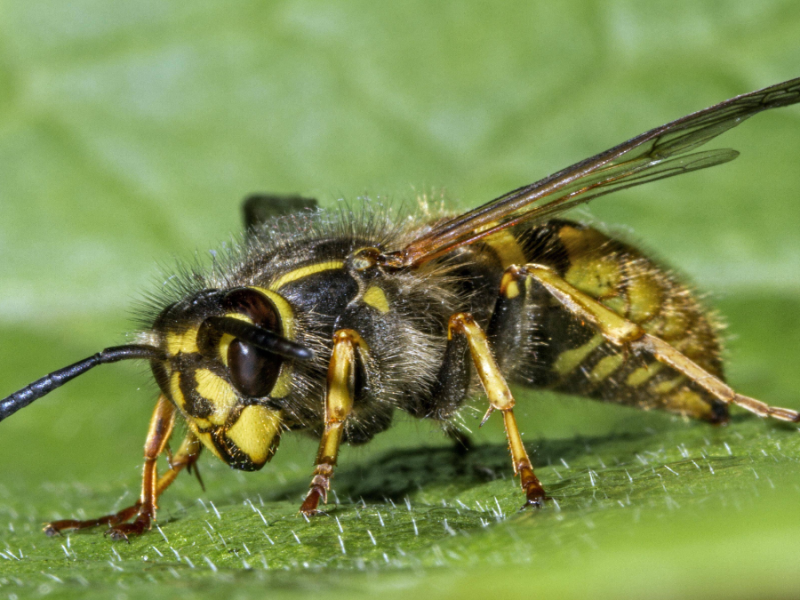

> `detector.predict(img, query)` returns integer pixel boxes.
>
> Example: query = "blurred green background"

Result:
[1,2,799,599]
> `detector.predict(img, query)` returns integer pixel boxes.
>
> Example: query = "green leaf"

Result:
[1,2,799,599]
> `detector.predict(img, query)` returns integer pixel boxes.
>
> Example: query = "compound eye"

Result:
[223,288,280,332]
[222,288,285,398]
[227,338,281,398]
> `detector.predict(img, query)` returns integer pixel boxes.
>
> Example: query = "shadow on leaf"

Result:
[266,429,659,503]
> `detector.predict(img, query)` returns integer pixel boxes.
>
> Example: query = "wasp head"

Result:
[151,287,313,471]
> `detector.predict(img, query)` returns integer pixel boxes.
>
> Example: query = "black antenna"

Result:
[0,345,163,423]
[204,316,314,361]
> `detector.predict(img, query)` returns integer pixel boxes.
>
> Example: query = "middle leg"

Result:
[299,329,364,515]
[449,312,546,508]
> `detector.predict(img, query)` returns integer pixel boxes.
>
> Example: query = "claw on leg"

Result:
[44,503,143,537]
[300,466,333,515]
[107,514,152,542]
[45,502,155,542]
[518,463,546,508]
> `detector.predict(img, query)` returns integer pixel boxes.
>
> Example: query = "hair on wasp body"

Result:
[2,78,800,540]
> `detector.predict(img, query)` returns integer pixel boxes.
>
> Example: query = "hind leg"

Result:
[518,264,799,423]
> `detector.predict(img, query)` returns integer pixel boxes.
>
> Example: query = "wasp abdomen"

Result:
[503,220,728,422]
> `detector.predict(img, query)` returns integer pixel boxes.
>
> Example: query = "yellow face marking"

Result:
[172,371,211,428]
[185,422,224,461]
[224,405,282,466]
[171,371,220,459]
[269,261,344,291]
[169,372,187,412]
[589,354,625,383]
[195,368,238,426]
[553,334,604,376]
[217,333,235,367]
[270,366,293,398]
[222,313,252,325]
[166,328,200,356]
[362,285,390,313]
[626,362,664,387]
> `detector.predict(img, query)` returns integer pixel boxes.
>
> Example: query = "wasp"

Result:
[2,78,799,540]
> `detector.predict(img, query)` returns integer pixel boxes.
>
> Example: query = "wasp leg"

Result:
[105,419,204,540]
[45,431,201,539]
[109,430,202,539]
[43,504,142,536]
[155,432,203,495]
[449,313,546,508]
[44,395,186,540]
[522,264,800,423]
[299,330,361,515]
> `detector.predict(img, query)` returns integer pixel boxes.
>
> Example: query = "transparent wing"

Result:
[386,77,800,268]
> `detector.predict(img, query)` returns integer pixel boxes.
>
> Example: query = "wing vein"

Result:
[387,77,800,268]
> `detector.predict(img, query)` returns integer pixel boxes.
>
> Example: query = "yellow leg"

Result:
[300,329,362,515]
[525,264,800,423]
[449,313,545,507]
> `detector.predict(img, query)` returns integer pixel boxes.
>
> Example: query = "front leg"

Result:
[449,313,546,508]
[45,395,176,539]
[299,329,363,515]
[44,397,202,540]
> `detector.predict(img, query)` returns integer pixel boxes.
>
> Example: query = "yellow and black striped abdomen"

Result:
[513,220,727,422]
